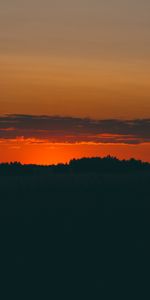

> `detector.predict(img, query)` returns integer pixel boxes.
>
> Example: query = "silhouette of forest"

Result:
[0,156,150,175]
[0,156,150,298]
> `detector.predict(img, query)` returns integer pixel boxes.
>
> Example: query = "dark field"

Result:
[0,161,150,299]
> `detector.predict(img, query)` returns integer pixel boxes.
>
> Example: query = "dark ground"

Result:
[0,159,150,299]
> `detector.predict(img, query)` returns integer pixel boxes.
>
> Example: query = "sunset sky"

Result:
[0,0,150,164]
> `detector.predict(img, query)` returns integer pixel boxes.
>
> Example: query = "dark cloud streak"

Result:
[0,114,149,144]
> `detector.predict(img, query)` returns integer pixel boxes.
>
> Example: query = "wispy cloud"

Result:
[0,114,149,144]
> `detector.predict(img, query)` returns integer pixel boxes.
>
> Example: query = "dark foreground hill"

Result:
[0,157,150,299]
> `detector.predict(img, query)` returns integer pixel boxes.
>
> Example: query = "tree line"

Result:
[0,156,149,175]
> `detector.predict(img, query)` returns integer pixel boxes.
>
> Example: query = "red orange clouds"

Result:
[0,115,149,164]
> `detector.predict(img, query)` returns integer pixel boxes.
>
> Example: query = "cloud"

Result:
[0,114,149,144]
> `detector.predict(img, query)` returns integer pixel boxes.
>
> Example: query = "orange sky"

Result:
[0,1,150,164]
[0,139,150,165]
[1,55,150,119]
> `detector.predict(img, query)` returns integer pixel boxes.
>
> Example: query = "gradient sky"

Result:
[0,1,150,163]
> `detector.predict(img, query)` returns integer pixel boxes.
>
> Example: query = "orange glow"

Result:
[0,139,150,165]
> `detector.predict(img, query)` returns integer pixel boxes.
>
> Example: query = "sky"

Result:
[0,0,150,164]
